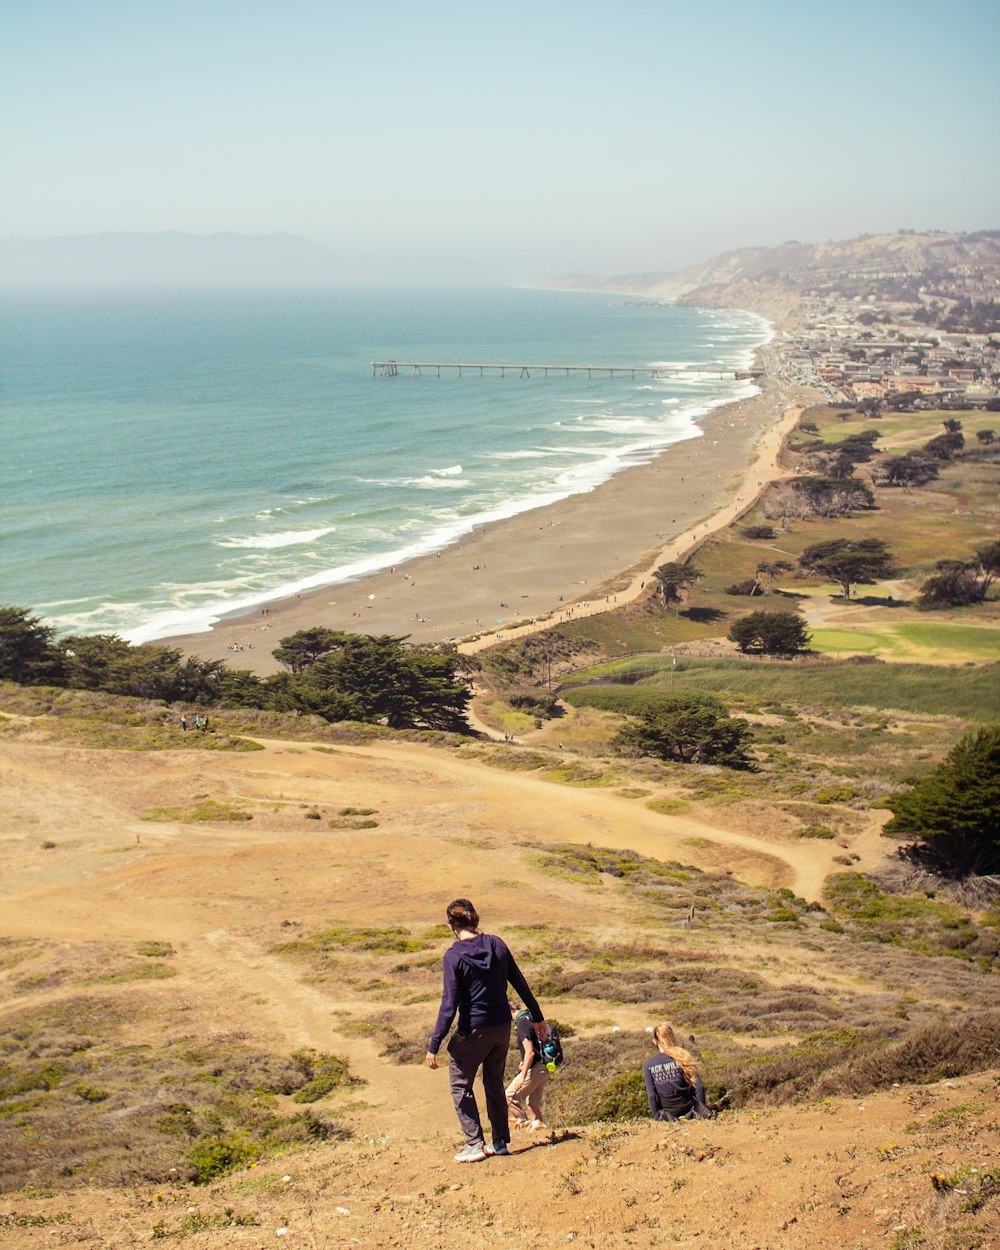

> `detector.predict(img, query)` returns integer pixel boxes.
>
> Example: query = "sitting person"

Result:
[642,1023,715,1121]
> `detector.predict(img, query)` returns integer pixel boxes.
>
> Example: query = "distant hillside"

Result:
[547,230,1000,324]
[0,230,343,287]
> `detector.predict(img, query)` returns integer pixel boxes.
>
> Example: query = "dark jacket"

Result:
[642,1052,711,1121]
[427,933,542,1054]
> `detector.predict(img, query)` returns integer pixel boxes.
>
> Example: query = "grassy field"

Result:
[809,621,1000,662]
[563,655,999,722]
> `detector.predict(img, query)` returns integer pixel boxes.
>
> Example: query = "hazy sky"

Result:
[3,0,998,280]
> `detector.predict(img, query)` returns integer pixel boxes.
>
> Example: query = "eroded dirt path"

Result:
[178,929,454,1138]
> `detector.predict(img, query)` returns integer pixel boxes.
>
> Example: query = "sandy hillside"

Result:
[1,727,997,1250]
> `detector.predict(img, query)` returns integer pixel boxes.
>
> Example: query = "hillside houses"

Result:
[787,293,1000,406]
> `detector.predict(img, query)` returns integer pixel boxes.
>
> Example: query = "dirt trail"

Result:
[250,736,858,902]
[179,929,454,1138]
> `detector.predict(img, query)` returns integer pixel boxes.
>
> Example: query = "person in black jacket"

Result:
[642,1023,715,1121]
[426,898,548,1162]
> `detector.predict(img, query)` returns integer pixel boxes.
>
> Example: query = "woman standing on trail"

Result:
[426,898,549,1163]
[642,1023,716,1122]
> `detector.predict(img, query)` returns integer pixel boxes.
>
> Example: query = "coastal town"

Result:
[786,263,1000,407]
[677,231,1000,409]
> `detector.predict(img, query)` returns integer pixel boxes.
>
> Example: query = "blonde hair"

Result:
[653,1024,699,1085]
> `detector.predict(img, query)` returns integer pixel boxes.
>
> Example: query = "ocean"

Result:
[0,286,769,643]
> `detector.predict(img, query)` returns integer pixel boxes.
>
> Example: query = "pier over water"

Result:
[371,360,763,380]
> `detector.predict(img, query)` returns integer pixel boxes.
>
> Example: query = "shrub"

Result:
[798,824,836,839]
[290,1052,356,1103]
[579,1070,648,1122]
[187,1132,261,1184]
[508,688,560,718]
[72,1084,109,1102]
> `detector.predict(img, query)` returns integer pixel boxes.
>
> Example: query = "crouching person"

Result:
[643,1023,716,1121]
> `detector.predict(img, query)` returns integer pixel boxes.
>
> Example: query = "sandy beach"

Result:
[171,344,806,674]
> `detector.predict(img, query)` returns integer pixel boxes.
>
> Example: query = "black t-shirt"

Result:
[515,1012,541,1063]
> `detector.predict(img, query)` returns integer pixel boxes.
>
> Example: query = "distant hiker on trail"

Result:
[426,898,549,1163]
[180,716,188,732]
[506,999,549,1133]
[642,1023,716,1122]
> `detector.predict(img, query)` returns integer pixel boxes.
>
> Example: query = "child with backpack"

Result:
[506,1001,562,1131]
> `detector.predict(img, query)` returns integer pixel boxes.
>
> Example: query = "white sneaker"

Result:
[454,1142,487,1163]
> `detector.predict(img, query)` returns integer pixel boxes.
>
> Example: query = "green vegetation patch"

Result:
[564,655,999,722]
[85,961,177,984]
[930,1163,1000,1215]
[152,1207,260,1238]
[532,842,694,887]
[797,824,836,839]
[141,799,253,823]
[810,622,1000,663]
[543,762,615,787]
[825,873,996,963]
[0,1002,353,1192]
[274,922,430,962]
[562,685,725,719]
[288,1049,360,1103]
[645,798,690,815]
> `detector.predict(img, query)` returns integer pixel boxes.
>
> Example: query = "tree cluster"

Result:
[804,429,882,480]
[764,475,874,523]
[0,608,471,732]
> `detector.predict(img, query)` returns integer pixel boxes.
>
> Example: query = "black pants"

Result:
[447,1023,511,1146]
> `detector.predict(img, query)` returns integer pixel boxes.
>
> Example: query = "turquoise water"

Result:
[0,286,769,642]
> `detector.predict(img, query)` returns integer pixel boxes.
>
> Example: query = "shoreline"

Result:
[172,336,811,675]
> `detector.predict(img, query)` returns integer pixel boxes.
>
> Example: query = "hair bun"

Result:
[447,898,479,930]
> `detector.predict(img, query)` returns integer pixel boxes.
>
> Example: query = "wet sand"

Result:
[170,348,805,676]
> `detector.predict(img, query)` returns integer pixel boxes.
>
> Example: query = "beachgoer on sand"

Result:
[642,1023,716,1122]
[426,898,548,1163]
[506,1000,550,1132]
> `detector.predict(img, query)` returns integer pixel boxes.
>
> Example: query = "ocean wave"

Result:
[217,526,338,550]
[403,475,472,489]
[432,464,464,476]
[481,448,559,460]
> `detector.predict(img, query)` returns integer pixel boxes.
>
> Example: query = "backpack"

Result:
[539,1024,564,1070]
[516,1011,564,1070]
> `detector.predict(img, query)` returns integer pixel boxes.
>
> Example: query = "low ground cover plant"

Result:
[0,998,354,1192]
